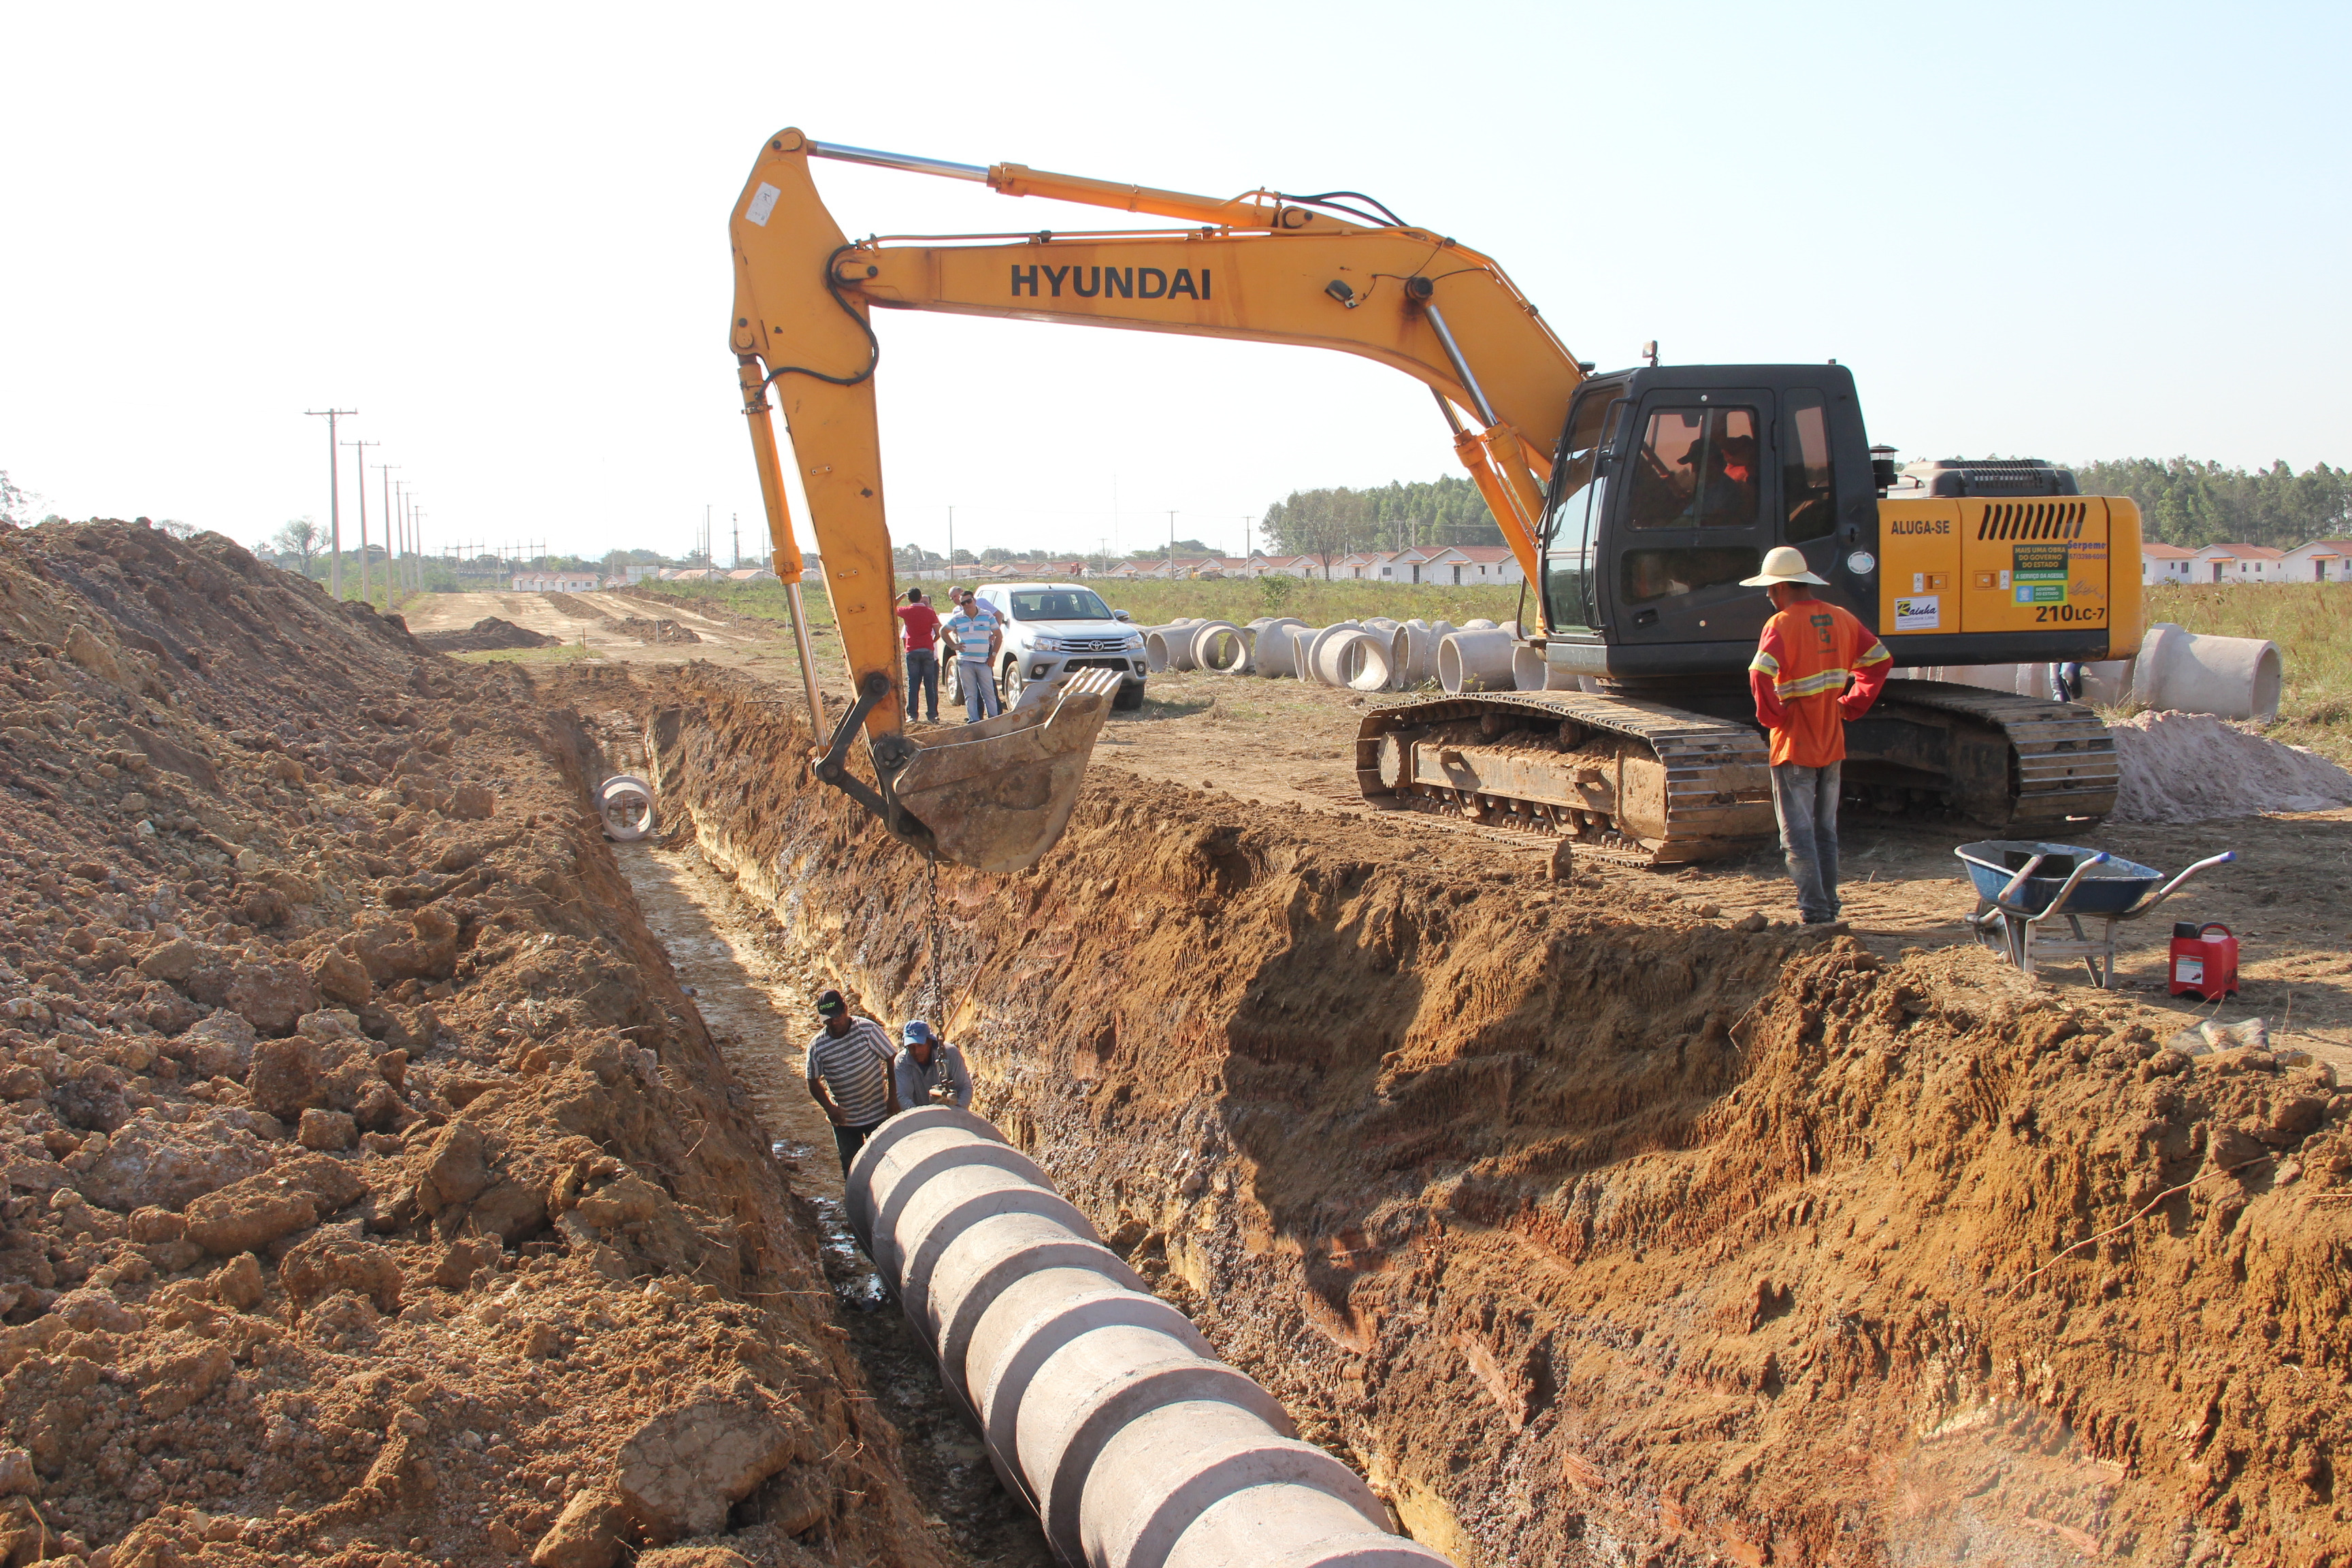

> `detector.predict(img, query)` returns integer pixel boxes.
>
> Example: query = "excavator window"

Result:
[1540,391,1622,633]
[1626,408,1761,531]
[1782,391,1835,543]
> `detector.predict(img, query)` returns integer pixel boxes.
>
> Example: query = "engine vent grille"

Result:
[1977,501,2089,542]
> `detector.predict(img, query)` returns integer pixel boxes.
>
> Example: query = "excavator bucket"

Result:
[885,667,1124,874]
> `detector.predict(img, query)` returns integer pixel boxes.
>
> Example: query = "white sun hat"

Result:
[1740,546,1829,587]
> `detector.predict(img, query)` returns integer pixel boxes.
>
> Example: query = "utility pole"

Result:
[1167,510,1177,578]
[947,506,955,582]
[702,504,710,566]
[305,408,356,595]
[379,464,402,596]
[344,439,378,604]
[732,513,740,570]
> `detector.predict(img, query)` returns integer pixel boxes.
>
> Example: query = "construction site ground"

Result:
[8,547,2347,1568]
[468,589,2352,1079]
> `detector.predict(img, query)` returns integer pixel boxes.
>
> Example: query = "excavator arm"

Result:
[728,127,1588,870]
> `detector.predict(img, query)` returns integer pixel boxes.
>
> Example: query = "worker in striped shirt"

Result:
[1744,548,1891,926]
[805,988,901,1175]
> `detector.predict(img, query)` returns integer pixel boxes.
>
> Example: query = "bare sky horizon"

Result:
[3,1,2343,566]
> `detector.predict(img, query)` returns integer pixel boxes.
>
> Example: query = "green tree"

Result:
[1260,473,1499,559]
[2075,457,2351,549]
[0,470,38,527]
[272,517,323,574]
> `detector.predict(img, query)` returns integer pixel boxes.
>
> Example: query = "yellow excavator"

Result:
[730,129,2140,871]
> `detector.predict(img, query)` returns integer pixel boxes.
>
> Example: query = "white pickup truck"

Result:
[953,582,1149,712]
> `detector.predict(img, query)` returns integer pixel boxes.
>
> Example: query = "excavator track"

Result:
[1355,691,1775,866]
[1355,679,2117,868]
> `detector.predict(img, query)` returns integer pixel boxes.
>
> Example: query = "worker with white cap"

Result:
[1742,547,1891,925]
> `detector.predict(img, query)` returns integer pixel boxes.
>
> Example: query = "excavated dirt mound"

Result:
[0,523,951,1567]
[412,619,557,654]
[2110,709,2352,823]
[627,662,2352,1568]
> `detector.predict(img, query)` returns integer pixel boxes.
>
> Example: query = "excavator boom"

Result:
[727,127,1582,870]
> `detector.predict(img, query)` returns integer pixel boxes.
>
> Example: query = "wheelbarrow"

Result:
[1955,839,2236,987]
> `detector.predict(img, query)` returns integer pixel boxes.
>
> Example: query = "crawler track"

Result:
[1356,680,2117,868]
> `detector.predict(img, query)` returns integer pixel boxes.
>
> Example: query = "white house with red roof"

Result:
[2189,542,2286,584]
[2141,541,2195,585]
[2281,540,2352,583]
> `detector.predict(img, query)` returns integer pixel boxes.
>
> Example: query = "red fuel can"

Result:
[2169,921,2239,1001]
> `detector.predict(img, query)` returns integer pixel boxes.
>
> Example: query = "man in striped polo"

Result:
[805,988,900,1175]
[1744,547,1891,926]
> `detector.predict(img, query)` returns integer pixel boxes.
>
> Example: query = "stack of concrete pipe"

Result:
[848,1109,1448,1568]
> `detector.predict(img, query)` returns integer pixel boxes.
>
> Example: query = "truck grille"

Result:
[1056,638,1132,654]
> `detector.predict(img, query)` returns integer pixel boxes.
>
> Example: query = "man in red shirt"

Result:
[894,589,942,723]
[1744,547,1891,925]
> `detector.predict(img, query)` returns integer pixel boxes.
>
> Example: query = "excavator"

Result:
[730,128,2140,871]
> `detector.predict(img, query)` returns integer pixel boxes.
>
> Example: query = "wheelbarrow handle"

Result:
[1992,853,2048,907]
[2021,851,2110,925]
[2124,850,2236,919]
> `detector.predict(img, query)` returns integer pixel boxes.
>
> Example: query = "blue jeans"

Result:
[1770,761,1841,924]
[905,649,938,721]
[959,658,1000,722]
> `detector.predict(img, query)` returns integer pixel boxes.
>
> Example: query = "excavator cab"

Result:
[1539,364,1880,679]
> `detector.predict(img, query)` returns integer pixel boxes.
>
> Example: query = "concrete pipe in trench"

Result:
[1189,621,1252,674]
[596,773,657,841]
[848,1109,1448,1568]
[1439,627,1518,693]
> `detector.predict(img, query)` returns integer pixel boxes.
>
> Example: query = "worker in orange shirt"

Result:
[1744,547,1892,925]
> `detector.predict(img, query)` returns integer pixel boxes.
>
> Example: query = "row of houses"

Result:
[508,566,785,592]
[2143,540,2352,585]
[1092,544,1523,585]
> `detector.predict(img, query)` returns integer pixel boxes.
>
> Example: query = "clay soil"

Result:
[0,524,973,1568]
[600,656,2352,1568]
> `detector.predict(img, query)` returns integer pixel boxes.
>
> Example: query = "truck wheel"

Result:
[997,658,1025,710]
[1113,681,1145,712]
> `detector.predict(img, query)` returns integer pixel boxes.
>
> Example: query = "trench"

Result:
[610,832,1058,1567]
[568,664,2352,1568]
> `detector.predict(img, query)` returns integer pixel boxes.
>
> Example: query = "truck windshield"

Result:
[1007,589,1114,621]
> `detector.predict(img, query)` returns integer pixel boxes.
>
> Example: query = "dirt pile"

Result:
[611,619,700,647]
[0,523,949,1567]
[412,619,557,654]
[2110,708,2352,823]
[638,662,2352,1568]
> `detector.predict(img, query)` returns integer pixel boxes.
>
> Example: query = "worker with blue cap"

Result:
[894,1019,973,1113]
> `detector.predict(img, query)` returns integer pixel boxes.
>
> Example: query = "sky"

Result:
[3,1,2345,566]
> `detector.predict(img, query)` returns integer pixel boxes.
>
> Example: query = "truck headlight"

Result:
[1031,635,1061,652]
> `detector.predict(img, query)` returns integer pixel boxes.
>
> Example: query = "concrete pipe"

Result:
[1190,621,1251,675]
[597,773,656,841]
[1143,623,1201,674]
[1247,619,1310,679]
[1298,623,1362,685]
[1311,630,1394,693]
[1461,617,1498,630]
[1439,628,1518,693]
[847,1109,1447,1568]
[2129,622,2283,721]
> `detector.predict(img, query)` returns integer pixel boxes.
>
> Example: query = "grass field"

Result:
[617,574,1524,635]
[2145,582,2352,758]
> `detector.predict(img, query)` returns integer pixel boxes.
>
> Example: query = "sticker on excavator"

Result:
[746,182,781,227]
[2012,543,2069,606]
[1893,595,1941,632]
